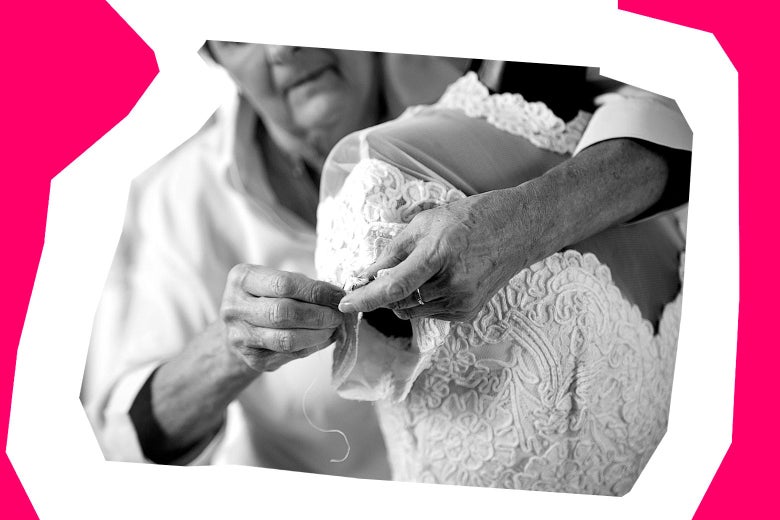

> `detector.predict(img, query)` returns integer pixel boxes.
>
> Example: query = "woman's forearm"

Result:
[338,139,681,320]
[511,137,672,262]
[131,321,257,463]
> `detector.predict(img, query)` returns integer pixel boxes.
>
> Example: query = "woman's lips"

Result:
[282,65,337,94]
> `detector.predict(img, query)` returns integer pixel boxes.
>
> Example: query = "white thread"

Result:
[302,377,351,463]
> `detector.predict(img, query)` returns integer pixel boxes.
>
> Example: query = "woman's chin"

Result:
[292,96,350,135]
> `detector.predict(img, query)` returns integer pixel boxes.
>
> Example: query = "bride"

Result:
[316,58,690,495]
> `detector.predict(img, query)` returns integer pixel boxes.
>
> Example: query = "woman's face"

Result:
[209,43,380,154]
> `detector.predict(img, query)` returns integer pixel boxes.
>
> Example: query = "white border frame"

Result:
[8,1,737,518]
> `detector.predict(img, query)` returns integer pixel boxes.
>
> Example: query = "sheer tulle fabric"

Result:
[315,73,684,494]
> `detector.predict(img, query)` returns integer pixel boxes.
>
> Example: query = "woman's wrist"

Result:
[130,366,226,465]
[145,322,258,459]
[496,182,562,275]
[513,139,671,260]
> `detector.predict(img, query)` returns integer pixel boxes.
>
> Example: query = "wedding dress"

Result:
[316,73,685,495]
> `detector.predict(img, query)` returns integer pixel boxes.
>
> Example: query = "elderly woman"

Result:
[85,44,689,481]
[88,45,390,475]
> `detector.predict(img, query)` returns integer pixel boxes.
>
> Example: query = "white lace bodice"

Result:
[376,247,681,495]
[404,71,591,155]
[315,72,683,495]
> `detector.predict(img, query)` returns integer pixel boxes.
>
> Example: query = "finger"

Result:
[392,299,449,320]
[388,283,448,311]
[340,246,441,313]
[228,297,344,330]
[234,265,345,307]
[394,306,476,322]
[355,232,414,280]
[245,326,338,353]
[291,339,334,360]
[236,336,335,373]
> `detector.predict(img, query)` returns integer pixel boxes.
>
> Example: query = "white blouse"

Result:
[84,95,389,478]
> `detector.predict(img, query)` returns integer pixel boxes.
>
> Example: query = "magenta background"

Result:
[2,0,774,517]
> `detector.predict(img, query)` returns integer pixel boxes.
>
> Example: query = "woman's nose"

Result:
[266,46,302,65]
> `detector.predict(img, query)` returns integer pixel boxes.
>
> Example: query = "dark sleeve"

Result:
[129,368,223,465]
[628,139,691,221]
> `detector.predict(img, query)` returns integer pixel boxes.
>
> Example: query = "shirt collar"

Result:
[219,94,316,238]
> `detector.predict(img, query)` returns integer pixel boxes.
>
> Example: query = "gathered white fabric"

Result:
[319,161,462,401]
[315,72,684,494]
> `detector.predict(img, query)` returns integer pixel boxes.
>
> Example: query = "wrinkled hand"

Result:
[220,265,345,372]
[339,189,539,322]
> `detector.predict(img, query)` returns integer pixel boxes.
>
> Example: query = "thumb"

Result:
[339,245,435,313]
[356,232,413,280]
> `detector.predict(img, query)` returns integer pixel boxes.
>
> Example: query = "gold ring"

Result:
[415,288,425,306]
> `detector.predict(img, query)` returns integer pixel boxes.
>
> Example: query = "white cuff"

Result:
[95,362,226,465]
[574,94,693,155]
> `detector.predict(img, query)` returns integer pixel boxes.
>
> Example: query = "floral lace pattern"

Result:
[403,72,591,155]
[317,160,464,400]
[317,158,465,291]
[316,72,682,494]
[318,161,683,494]
[377,249,681,495]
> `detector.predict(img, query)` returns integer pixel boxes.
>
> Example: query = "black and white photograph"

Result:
[79,43,692,496]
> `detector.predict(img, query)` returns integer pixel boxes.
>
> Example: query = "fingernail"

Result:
[339,302,357,313]
[331,292,346,307]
